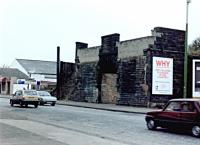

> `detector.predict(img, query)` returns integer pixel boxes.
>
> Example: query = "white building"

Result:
[10,59,57,90]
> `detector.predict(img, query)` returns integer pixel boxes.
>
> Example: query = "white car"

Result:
[10,90,39,108]
[37,91,57,106]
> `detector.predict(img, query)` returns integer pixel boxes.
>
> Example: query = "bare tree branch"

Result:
[189,36,200,55]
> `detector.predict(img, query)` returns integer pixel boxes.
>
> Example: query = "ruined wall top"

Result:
[76,27,185,63]
[77,46,100,63]
[118,36,156,59]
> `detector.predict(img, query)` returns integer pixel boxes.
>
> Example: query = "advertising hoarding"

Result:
[192,59,200,98]
[152,57,173,95]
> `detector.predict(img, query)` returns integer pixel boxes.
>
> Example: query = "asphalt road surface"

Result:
[0,98,199,145]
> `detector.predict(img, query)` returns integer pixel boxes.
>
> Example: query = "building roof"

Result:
[0,68,30,80]
[16,59,56,74]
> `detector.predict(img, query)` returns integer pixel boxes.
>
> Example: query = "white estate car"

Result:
[37,91,57,106]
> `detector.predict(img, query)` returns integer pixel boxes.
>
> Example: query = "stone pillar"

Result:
[74,42,89,102]
[75,42,88,63]
[101,74,117,104]
[99,33,120,73]
[10,77,17,94]
[97,33,120,103]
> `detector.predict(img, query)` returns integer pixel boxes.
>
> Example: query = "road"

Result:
[0,98,199,145]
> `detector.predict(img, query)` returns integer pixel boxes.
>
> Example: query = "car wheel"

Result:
[39,102,44,105]
[10,100,14,107]
[192,125,200,137]
[34,104,38,108]
[147,119,157,130]
[51,102,55,106]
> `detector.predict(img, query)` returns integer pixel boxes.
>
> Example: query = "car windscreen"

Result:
[24,90,38,96]
[38,91,51,96]
[164,101,182,111]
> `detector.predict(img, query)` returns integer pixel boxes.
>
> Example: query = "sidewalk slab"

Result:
[0,94,11,98]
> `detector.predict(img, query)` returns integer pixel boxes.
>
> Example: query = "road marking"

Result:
[0,119,129,145]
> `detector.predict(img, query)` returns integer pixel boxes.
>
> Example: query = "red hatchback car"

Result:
[145,99,200,137]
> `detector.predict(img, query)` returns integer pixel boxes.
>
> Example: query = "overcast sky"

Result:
[0,0,199,66]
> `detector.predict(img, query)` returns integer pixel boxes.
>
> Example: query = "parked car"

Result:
[10,90,39,108]
[37,91,57,106]
[145,98,200,137]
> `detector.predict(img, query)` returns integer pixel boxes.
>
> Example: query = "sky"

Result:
[0,0,199,67]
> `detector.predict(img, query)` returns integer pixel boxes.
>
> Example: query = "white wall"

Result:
[44,74,56,82]
[31,74,56,83]
[13,84,28,94]
[31,74,44,81]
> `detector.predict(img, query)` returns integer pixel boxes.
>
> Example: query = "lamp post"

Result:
[183,0,191,98]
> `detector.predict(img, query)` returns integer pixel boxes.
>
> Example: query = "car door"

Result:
[11,92,17,103]
[15,91,23,102]
[156,101,182,128]
[179,101,199,130]
[13,91,20,103]
[17,90,23,100]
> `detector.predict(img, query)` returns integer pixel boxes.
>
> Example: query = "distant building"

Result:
[10,59,57,90]
[0,68,31,95]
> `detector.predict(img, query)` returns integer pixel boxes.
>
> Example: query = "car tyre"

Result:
[40,102,44,105]
[192,125,200,137]
[20,101,24,107]
[51,102,55,106]
[147,119,157,130]
[10,100,14,107]
[34,104,38,108]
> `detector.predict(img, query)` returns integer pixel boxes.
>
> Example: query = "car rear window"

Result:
[180,101,196,112]
[38,91,51,96]
[24,90,37,96]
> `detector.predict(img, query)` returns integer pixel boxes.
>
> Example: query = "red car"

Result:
[145,99,200,137]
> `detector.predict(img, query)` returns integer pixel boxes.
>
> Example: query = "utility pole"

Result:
[56,46,60,99]
[183,0,191,98]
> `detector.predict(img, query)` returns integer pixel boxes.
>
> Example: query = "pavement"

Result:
[0,94,157,114]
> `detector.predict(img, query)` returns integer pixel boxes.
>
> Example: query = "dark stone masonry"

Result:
[59,27,185,107]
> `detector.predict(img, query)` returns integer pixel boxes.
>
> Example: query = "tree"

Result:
[1,64,10,68]
[189,37,200,56]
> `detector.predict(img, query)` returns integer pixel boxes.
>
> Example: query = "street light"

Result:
[183,0,191,98]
